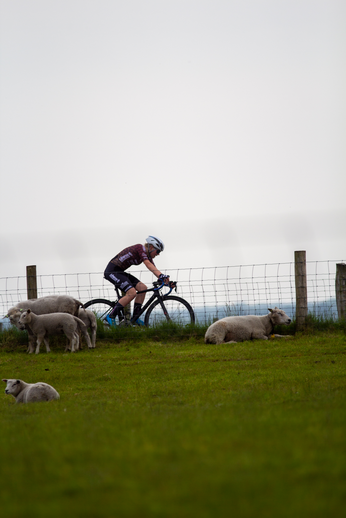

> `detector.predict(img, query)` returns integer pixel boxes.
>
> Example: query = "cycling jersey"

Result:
[109,244,155,271]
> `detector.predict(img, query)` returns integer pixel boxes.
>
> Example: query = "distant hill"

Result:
[0,298,339,330]
[193,298,338,323]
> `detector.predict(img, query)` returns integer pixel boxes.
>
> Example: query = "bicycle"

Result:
[84,280,195,327]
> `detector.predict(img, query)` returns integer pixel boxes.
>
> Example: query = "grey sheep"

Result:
[5,295,84,353]
[205,307,292,344]
[77,308,97,348]
[18,309,92,353]
[3,379,60,403]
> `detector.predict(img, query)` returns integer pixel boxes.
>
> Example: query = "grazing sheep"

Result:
[77,308,97,348]
[5,295,84,353]
[6,295,83,320]
[18,309,92,354]
[3,379,60,403]
[205,307,292,344]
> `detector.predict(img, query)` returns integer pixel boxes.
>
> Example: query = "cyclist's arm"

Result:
[143,259,170,283]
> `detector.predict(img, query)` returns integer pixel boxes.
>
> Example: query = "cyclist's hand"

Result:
[158,274,170,285]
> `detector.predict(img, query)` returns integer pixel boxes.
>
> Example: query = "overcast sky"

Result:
[1,0,345,279]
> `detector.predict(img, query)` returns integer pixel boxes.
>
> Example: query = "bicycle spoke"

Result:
[145,296,194,327]
[83,299,115,326]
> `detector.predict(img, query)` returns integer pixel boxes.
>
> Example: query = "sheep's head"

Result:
[268,307,291,326]
[18,309,31,329]
[2,379,22,397]
[5,308,23,328]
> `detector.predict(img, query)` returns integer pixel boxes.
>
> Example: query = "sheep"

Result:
[5,295,84,353]
[2,378,60,403]
[18,309,92,354]
[6,295,83,320]
[204,307,292,344]
[77,308,97,348]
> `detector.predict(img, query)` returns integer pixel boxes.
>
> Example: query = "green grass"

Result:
[0,328,345,518]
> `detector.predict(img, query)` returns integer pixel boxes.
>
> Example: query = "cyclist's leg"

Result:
[110,287,137,319]
[118,287,137,307]
[115,275,147,321]
[134,281,147,304]
[132,281,148,323]
[104,268,136,319]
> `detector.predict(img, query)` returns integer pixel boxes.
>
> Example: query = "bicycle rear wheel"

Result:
[144,295,195,327]
[84,299,115,326]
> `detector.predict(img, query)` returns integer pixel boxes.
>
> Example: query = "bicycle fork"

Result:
[157,296,170,321]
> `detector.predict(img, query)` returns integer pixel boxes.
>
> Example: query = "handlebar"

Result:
[153,280,177,293]
[136,280,177,295]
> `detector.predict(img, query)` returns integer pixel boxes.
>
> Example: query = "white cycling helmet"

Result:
[146,235,165,252]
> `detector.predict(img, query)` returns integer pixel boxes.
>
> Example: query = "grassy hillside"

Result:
[0,329,345,518]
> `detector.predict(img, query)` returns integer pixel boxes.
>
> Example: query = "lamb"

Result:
[18,309,92,354]
[5,295,84,353]
[204,307,292,344]
[3,378,60,403]
[77,308,97,348]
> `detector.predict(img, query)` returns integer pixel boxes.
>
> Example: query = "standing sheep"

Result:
[78,308,97,348]
[5,295,84,353]
[18,309,92,353]
[3,379,60,403]
[205,307,292,344]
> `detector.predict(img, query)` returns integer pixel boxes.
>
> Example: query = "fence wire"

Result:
[0,260,343,325]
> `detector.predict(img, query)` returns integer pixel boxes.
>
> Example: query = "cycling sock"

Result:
[132,303,142,321]
[109,302,124,319]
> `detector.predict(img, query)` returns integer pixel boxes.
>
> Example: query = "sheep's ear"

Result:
[268,308,273,313]
[2,379,7,383]
[16,380,20,384]
[27,309,31,314]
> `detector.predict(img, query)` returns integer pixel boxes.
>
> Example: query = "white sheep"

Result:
[5,295,84,353]
[18,309,92,354]
[2,378,60,403]
[77,308,97,348]
[6,295,83,320]
[204,307,292,344]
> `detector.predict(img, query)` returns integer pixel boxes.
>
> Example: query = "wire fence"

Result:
[0,259,343,326]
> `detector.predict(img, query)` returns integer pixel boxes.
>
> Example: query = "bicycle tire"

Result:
[84,299,115,325]
[144,295,195,327]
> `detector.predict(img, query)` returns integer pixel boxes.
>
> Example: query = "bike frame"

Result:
[116,280,175,324]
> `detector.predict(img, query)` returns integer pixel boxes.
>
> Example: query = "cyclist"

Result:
[104,236,170,323]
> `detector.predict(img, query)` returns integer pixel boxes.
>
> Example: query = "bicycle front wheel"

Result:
[144,295,195,327]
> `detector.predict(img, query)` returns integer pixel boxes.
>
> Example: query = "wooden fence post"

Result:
[336,263,346,320]
[26,265,38,300]
[294,251,308,331]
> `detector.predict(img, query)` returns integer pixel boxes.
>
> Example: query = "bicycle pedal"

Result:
[118,319,130,327]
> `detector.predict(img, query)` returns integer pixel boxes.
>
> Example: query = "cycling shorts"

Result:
[104,263,140,293]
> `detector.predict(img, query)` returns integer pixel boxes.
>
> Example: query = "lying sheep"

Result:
[3,378,60,403]
[18,309,92,354]
[5,295,84,353]
[205,307,292,344]
[78,308,97,348]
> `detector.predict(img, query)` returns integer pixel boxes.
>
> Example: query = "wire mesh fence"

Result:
[0,259,343,327]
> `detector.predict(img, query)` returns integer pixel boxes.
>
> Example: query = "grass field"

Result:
[0,327,345,518]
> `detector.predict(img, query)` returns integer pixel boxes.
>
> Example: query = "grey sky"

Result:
[1,0,345,277]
